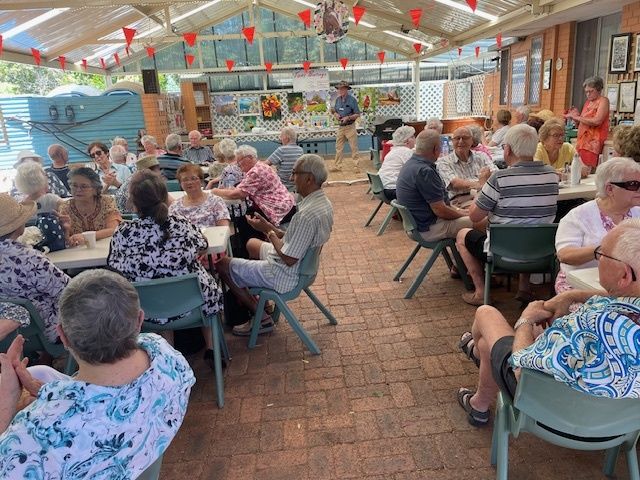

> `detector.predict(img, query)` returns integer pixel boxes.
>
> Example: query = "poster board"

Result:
[293,69,330,92]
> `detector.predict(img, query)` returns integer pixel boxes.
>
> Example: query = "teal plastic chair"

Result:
[391,200,472,298]
[365,150,382,195]
[364,171,397,236]
[165,179,182,192]
[247,246,337,354]
[484,224,558,305]
[0,297,75,374]
[136,454,163,480]
[491,368,640,480]
[132,274,229,408]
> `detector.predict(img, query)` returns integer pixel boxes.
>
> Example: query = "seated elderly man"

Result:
[396,129,472,243]
[11,150,69,198]
[216,154,333,335]
[45,144,71,191]
[184,129,215,165]
[456,219,640,427]
[437,126,498,207]
[456,124,559,306]
[157,133,190,180]
[0,269,195,477]
[378,125,415,200]
[266,126,303,190]
[109,144,130,168]
[112,136,138,166]
[513,105,531,124]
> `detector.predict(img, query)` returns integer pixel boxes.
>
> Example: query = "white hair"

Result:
[426,117,443,134]
[503,124,538,158]
[234,144,258,159]
[140,135,157,147]
[15,161,48,195]
[295,154,327,186]
[165,133,182,152]
[467,125,484,147]
[188,130,202,139]
[218,138,237,159]
[112,137,128,147]
[415,129,441,156]
[595,157,640,199]
[280,127,297,143]
[391,125,415,146]
[611,218,640,275]
[109,144,127,163]
[516,105,531,118]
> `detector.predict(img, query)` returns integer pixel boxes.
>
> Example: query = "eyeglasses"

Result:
[501,144,510,151]
[594,245,637,281]
[291,170,311,177]
[549,133,564,139]
[69,183,92,191]
[180,176,201,183]
[452,136,471,142]
[89,150,105,159]
[610,181,640,192]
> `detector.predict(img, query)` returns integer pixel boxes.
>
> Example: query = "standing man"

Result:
[331,80,360,172]
[46,144,71,191]
[184,130,215,165]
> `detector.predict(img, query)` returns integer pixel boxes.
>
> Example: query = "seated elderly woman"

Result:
[14,161,62,214]
[10,150,69,199]
[612,125,640,163]
[112,136,138,166]
[108,170,224,368]
[0,269,194,477]
[555,157,640,295]
[89,141,132,195]
[58,167,122,247]
[468,125,493,160]
[169,163,230,228]
[378,125,415,200]
[487,109,511,147]
[534,119,588,177]
[206,138,240,189]
[138,134,166,159]
[0,194,69,342]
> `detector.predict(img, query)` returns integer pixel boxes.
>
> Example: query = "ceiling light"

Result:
[383,30,432,48]
[433,0,497,21]
[2,8,69,40]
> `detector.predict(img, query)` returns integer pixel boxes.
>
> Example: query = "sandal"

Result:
[462,292,485,307]
[458,331,480,368]
[232,316,274,337]
[457,388,489,426]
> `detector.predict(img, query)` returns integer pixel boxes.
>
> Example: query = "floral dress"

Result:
[107,215,223,322]
[168,193,230,229]
[58,195,121,236]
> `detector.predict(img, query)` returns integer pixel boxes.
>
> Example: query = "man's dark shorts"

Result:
[491,335,518,400]
[464,229,488,263]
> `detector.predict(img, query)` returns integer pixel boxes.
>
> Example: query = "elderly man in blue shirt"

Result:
[331,80,360,173]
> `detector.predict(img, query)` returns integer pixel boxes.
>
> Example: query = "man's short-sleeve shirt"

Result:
[267,144,304,190]
[333,94,360,124]
[436,150,498,199]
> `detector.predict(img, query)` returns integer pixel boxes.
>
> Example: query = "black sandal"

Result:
[457,388,489,426]
[458,331,480,368]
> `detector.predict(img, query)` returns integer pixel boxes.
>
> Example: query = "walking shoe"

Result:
[232,317,274,336]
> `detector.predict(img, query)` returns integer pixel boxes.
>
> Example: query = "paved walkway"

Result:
[161,183,628,480]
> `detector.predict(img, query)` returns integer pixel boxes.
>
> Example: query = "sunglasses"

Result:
[610,181,640,192]
[594,245,637,281]
[89,150,105,159]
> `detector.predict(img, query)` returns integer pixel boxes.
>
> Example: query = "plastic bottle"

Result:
[441,137,450,156]
[570,152,581,186]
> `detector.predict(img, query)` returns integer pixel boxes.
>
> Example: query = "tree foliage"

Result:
[0,61,106,95]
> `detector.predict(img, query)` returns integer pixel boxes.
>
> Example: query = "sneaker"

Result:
[232,317,274,336]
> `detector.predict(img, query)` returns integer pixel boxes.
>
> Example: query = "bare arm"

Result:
[210,187,249,200]
[468,202,489,223]
[556,245,597,266]
[430,200,467,220]
[266,231,297,266]
[573,97,610,127]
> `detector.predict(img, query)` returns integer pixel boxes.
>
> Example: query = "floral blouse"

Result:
[218,163,244,188]
[0,302,30,327]
[0,239,69,341]
[58,195,121,236]
[0,334,195,479]
[107,215,223,321]
[169,192,230,229]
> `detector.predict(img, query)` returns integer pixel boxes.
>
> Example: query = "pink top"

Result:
[237,161,295,225]
[472,144,493,160]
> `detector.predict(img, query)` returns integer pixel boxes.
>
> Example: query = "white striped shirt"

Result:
[436,150,498,199]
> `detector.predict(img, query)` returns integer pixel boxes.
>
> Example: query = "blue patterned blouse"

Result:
[511,295,640,398]
[0,334,195,479]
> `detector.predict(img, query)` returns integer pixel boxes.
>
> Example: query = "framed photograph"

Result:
[635,34,640,71]
[213,95,236,116]
[618,81,637,113]
[542,59,552,90]
[609,33,632,74]
[237,96,260,116]
[606,84,619,110]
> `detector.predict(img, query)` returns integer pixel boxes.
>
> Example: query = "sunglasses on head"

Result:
[90,150,105,159]
[610,181,640,192]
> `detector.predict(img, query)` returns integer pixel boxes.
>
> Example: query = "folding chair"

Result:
[364,171,397,236]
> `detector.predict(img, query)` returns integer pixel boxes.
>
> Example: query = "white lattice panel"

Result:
[443,75,486,118]
[420,81,445,119]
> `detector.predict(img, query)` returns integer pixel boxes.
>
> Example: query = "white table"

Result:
[566,267,602,291]
[47,226,231,270]
[558,175,597,201]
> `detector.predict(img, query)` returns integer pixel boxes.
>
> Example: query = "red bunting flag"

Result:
[264,62,273,72]
[114,52,120,66]
[183,32,197,47]
[122,27,136,48]
[226,59,235,71]
[242,26,255,44]
[185,54,195,66]
[81,58,87,71]
[352,6,366,25]
[58,56,66,71]
[0,35,3,56]
[100,58,106,70]
[475,46,480,58]
[377,51,385,63]
[409,8,422,28]
[413,43,422,54]
[339,58,348,69]
[496,33,502,49]
[466,0,477,11]
[303,60,311,72]
[31,48,41,66]
[298,9,311,28]
[146,47,155,58]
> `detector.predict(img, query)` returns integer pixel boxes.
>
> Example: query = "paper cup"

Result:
[81,231,97,249]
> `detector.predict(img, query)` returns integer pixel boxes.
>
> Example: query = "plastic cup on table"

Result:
[81,231,97,249]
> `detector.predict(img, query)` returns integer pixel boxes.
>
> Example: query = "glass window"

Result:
[262,38,277,63]
[267,72,293,89]
[510,55,527,107]
[273,12,300,32]
[324,43,337,62]
[354,67,379,84]
[259,8,275,32]
[337,37,366,60]
[215,39,246,67]
[380,65,410,83]
[239,74,263,90]
[210,75,240,92]
[276,37,308,64]
[307,38,321,62]
[200,40,218,69]
[499,49,510,105]
[155,43,187,71]
[213,15,243,35]
[528,36,543,105]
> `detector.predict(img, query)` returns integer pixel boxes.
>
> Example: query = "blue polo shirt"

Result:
[396,153,450,232]
[334,94,360,124]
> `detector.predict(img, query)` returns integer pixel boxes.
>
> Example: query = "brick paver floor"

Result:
[160,183,631,480]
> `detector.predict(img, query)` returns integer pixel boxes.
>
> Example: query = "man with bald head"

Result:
[437,126,498,207]
[45,144,70,191]
[396,129,472,242]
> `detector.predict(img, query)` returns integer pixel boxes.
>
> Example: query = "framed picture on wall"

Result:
[542,59,552,90]
[634,34,640,71]
[609,33,632,73]
[606,84,619,111]
[618,81,636,113]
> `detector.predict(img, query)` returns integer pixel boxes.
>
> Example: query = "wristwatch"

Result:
[267,230,276,240]
[514,317,535,330]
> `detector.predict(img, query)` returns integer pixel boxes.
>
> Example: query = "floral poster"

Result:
[213,95,236,116]
[304,90,328,112]
[237,96,260,116]
[287,92,305,113]
[261,94,282,120]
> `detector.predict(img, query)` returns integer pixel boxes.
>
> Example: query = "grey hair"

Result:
[109,144,127,162]
[218,138,237,159]
[426,117,443,134]
[188,130,202,139]
[391,125,415,146]
[59,269,140,364]
[516,105,531,118]
[280,127,297,143]
[165,133,182,152]
[15,161,48,195]
[235,144,258,159]
[503,124,538,158]
[415,128,441,156]
[295,154,327,186]
[583,76,604,92]
[611,218,640,274]
[140,134,157,147]
[595,157,640,198]
[112,136,128,147]
[467,125,484,147]
[68,167,102,197]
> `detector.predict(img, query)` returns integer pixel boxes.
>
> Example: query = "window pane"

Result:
[511,55,527,107]
[259,8,275,32]
[213,15,243,35]
[380,66,410,83]
[210,75,239,92]
[354,67,379,84]
[307,38,321,62]
[155,43,187,70]
[200,40,218,69]
[276,37,307,64]
[528,36,543,105]
[337,37,366,60]
[324,43,337,62]
[239,74,263,90]
[263,38,277,63]
[267,72,292,89]
[499,49,510,105]
[215,39,246,67]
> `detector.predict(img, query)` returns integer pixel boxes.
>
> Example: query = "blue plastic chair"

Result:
[132,274,229,408]
[491,368,640,480]
[364,171,397,236]
[136,454,163,480]
[391,200,472,298]
[247,246,337,355]
[165,179,182,192]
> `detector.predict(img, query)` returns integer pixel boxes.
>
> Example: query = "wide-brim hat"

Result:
[136,155,159,170]
[0,194,36,236]
[14,150,43,168]
[336,81,352,90]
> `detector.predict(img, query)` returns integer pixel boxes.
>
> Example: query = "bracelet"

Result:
[513,317,535,330]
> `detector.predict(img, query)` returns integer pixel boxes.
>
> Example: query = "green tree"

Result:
[0,60,106,95]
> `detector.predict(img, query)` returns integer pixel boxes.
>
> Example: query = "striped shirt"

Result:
[475,161,559,224]
[437,150,498,199]
[268,144,304,190]
[184,146,214,165]
[157,153,191,180]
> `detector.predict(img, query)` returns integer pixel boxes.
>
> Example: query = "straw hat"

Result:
[13,150,43,168]
[136,155,159,170]
[0,194,36,237]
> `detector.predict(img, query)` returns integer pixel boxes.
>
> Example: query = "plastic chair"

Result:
[364,171,397,236]
[247,246,337,355]
[483,224,558,305]
[136,454,163,480]
[491,368,640,480]
[0,297,75,374]
[391,200,472,298]
[132,274,229,408]
[165,179,182,192]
